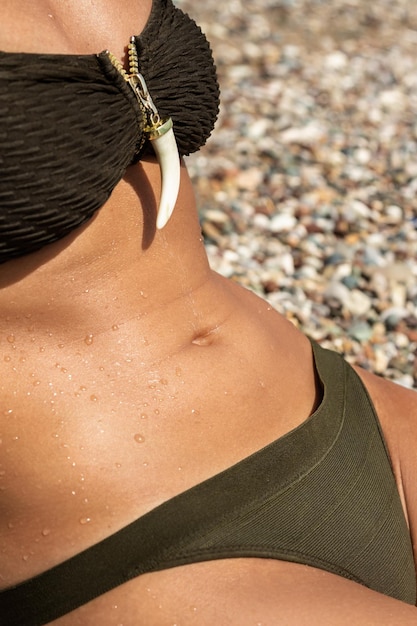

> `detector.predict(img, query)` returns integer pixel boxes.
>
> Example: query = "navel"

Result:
[191,326,219,347]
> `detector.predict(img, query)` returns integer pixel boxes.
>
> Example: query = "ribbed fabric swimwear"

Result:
[0,0,219,263]
[1,340,415,625]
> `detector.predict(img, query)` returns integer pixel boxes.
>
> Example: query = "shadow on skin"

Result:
[0,216,99,289]
[0,158,158,289]
[123,157,158,251]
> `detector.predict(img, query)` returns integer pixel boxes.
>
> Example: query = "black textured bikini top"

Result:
[0,0,220,263]
[0,341,415,625]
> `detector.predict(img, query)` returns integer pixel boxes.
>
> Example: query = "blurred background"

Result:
[177,0,417,387]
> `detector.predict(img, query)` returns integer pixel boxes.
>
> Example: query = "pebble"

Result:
[178,0,417,388]
[270,213,297,233]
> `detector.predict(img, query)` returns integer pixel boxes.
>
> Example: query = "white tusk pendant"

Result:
[125,68,180,229]
[149,118,180,230]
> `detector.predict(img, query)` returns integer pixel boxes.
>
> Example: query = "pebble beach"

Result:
[177,0,417,388]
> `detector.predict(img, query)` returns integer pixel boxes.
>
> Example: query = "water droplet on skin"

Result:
[79,517,91,525]
[41,528,51,537]
[112,324,119,331]
[140,413,148,420]
[115,462,122,468]
[79,386,87,392]
[39,346,45,353]
[90,394,98,402]
[134,434,145,443]
[191,409,200,416]
[6,335,15,343]
[3,409,13,416]
[33,380,41,386]
[154,409,160,415]
[60,367,67,373]
[58,343,64,349]
[3,355,11,362]
[22,554,29,561]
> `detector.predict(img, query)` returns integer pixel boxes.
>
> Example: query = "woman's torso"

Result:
[0,171,323,622]
[1,2,416,624]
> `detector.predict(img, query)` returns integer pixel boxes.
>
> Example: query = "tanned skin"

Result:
[0,2,416,623]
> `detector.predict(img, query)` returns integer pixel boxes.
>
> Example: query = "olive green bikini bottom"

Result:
[1,340,415,625]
